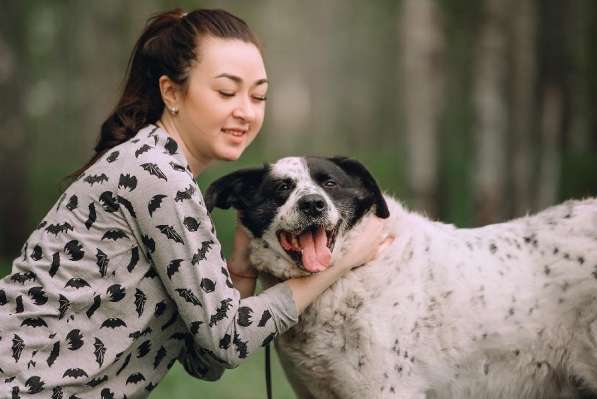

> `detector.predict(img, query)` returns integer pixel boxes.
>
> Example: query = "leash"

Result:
[265,343,272,399]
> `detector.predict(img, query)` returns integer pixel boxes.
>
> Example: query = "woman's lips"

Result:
[221,128,247,137]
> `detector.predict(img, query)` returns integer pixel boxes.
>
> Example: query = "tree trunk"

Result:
[566,0,591,153]
[511,0,537,215]
[399,0,444,217]
[536,85,562,208]
[472,0,509,224]
[535,0,573,207]
[0,2,29,259]
[259,0,318,156]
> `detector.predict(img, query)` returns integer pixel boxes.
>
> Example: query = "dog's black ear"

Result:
[205,166,266,213]
[329,156,390,218]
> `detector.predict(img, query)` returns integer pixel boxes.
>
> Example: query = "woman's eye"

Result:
[218,91,235,98]
[324,180,337,187]
[253,95,268,102]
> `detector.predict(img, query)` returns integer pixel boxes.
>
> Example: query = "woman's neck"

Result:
[156,115,210,177]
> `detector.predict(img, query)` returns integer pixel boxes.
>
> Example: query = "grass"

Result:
[151,347,296,399]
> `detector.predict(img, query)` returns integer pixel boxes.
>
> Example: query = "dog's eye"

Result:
[276,183,290,191]
[324,180,337,188]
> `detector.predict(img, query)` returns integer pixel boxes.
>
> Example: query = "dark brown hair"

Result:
[71,8,260,178]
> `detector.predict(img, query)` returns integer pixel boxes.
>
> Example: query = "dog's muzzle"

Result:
[276,194,340,273]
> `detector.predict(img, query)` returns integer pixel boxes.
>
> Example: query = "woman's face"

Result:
[175,37,268,168]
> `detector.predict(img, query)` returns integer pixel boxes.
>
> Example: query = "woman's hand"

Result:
[334,216,394,272]
[228,223,257,277]
[227,223,259,298]
[286,216,393,313]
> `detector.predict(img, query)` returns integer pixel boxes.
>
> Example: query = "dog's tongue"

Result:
[298,227,332,272]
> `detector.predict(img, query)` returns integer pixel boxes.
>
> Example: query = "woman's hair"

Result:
[71,8,260,178]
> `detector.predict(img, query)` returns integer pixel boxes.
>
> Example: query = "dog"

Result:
[206,156,597,399]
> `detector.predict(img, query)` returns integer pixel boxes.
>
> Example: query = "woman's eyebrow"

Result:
[214,73,269,86]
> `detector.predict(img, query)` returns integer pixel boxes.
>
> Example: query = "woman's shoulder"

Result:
[82,124,196,191]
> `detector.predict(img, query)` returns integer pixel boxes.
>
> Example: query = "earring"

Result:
[169,107,179,116]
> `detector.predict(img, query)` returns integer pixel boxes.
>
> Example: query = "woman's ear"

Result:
[159,75,181,111]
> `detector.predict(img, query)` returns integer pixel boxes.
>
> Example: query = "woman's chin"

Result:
[214,136,254,161]
[215,148,244,162]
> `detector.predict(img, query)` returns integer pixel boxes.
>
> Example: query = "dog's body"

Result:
[206,156,597,398]
[262,197,597,399]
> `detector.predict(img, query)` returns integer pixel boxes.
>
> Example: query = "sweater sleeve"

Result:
[117,155,299,371]
[178,336,226,381]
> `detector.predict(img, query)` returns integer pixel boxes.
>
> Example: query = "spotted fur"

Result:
[211,156,597,399]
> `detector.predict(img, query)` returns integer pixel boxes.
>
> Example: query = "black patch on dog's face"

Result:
[239,174,298,237]
[305,156,389,228]
[206,157,389,240]
[205,165,297,237]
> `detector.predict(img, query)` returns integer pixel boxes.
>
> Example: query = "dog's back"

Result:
[277,197,597,398]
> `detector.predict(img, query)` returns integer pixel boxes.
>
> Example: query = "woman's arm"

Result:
[122,126,390,373]
[121,133,298,370]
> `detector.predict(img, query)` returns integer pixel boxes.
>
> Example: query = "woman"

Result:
[0,8,388,398]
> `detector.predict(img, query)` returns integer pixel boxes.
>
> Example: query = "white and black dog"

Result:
[206,156,597,399]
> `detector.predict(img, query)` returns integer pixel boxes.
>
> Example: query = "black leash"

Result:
[265,343,272,399]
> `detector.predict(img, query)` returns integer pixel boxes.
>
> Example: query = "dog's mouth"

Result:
[276,223,340,273]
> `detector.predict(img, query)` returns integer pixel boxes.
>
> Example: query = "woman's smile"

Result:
[221,127,248,137]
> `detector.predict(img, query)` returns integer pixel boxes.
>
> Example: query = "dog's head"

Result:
[205,156,389,278]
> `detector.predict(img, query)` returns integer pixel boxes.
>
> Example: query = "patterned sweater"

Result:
[0,124,298,398]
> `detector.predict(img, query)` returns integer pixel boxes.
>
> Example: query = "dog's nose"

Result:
[298,194,327,217]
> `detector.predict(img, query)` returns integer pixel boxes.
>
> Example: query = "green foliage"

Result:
[560,152,597,201]
[0,258,9,279]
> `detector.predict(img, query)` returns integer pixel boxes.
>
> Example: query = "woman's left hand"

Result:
[228,222,258,279]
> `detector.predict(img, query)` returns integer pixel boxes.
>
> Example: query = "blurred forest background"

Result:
[1,0,596,398]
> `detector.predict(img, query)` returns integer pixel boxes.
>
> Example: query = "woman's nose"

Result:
[232,96,256,122]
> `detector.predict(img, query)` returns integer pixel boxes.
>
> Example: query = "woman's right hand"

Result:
[286,215,394,313]
[334,216,394,272]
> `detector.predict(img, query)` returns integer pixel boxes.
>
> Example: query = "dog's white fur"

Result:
[251,194,597,398]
